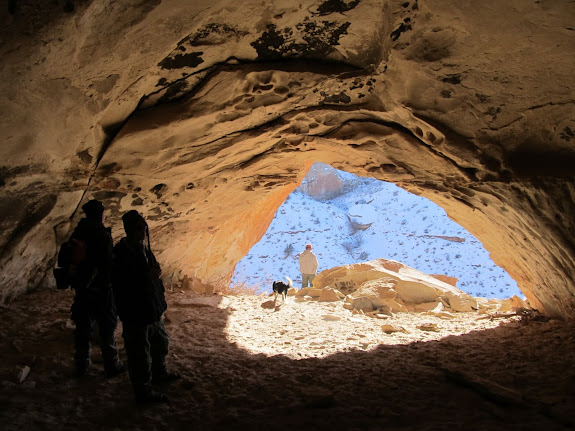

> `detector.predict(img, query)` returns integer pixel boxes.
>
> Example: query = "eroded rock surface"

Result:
[0,1,574,318]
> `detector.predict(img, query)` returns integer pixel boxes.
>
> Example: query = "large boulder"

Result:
[314,258,466,304]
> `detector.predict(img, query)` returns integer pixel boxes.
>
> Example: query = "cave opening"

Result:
[231,162,521,302]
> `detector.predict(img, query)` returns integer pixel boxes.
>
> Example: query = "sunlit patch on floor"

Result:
[223,294,514,359]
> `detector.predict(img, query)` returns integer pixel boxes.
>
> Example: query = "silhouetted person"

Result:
[112,210,180,403]
[298,243,319,288]
[69,199,125,378]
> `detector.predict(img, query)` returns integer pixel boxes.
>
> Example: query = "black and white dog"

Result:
[272,276,292,305]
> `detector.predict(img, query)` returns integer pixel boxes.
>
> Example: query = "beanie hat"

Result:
[82,199,104,219]
[122,210,146,232]
[306,244,312,250]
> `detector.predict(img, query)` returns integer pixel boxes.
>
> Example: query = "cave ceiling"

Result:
[0,0,574,319]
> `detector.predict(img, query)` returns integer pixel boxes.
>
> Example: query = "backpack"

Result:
[53,238,88,290]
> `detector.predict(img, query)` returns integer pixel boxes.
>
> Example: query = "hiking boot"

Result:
[152,370,181,384]
[135,390,169,404]
[105,361,127,379]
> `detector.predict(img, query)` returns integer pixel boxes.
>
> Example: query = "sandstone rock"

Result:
[475,297,494,310]
[306,289,323,298]
[377,305,394,316]
[382,325,407,334]
[448,295,478,312]
[314,259,467,311]
[318,288,341,302]
[352,297,374,312]
[424,311,456,319]
[365,310,391,319]
[509,295,529,310]
[349,278,407,312]
[321,314,341,321]
[394,279,447,305]
[439,297,451,308]
[430,274,458,287]
[296,288,310,297]
[382,261,403,272]
[330,288,346,299]
[413,301,443,312]
[498,299,513,313]
[417,323,439,332]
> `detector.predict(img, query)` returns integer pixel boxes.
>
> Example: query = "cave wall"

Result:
[0,0,574,318]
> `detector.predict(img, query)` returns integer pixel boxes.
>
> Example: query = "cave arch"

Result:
[87,62,574,318]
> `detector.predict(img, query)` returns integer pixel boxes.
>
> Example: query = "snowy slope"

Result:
[231,167,522,300]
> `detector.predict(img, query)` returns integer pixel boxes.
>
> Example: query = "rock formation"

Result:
[307,259,532,318]
[297,162,360,200]
[312,258,468,308]
[0,1,574,319]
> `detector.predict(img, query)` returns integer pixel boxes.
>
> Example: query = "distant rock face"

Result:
[298,163,359,201]
[0,1,575,319]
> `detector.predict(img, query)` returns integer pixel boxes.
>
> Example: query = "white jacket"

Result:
[298,250,318,274]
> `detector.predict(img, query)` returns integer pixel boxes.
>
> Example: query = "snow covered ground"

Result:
[231,166,522,299]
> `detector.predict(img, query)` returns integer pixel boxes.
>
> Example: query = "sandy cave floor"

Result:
[1,287,574,430]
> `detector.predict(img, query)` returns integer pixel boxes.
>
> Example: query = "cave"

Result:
[1,1,574,429]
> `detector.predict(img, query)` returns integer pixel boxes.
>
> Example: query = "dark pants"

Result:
[71,288,120,371]
[122,319,170,397]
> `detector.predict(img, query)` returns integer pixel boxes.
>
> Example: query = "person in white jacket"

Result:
[298,244,319,288]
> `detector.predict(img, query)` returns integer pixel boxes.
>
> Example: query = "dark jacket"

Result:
[112,237,167,325]
[70,217,113,293]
